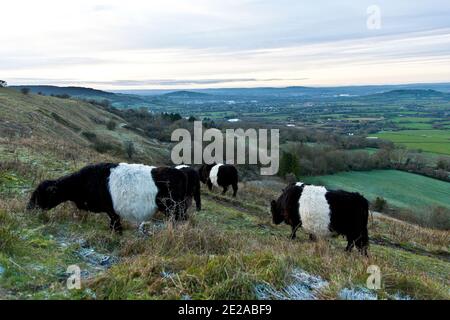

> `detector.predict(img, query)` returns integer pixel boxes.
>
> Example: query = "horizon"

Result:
[6,81,450,94]
[2,1,450,90]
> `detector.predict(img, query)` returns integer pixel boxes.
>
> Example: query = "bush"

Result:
[20,88,30,95]
[106,120,117,131]
[436,157,450,171]
[372,197,388,212]
[81,131,97,142]
[162,112,182,122]
[92,141,115,153]
[51,93,71,99]
[428,206,450,230]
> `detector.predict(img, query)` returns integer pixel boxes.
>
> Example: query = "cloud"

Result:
[6,77,308,87]
[1,1,450,88]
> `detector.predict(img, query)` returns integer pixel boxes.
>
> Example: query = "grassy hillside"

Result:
[9,86,148,108]
[0,88,169,165]
[0,155,449,299]
[0,90,449,300]
[304,170,450,212]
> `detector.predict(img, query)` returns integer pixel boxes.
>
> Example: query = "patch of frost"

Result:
[255,269,328,300]
[339,287,378,300]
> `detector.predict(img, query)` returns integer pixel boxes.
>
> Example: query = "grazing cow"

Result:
[27,163,188,233]
[270,182,369,255]
[175,165,201,211]
[198,163,238,197]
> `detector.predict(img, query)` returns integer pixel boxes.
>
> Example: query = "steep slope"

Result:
[0,87,169,164]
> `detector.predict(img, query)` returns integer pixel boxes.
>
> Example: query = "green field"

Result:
[375,130,450,155]
[389,117,437,130]
[304,170,450,213]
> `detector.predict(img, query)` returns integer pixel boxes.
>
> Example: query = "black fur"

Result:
[27,163,121,231]
[152,166,188,220]
[175,166,201,211]
[271,183,369,255]
[198,163,239,197]
[27,163,188,233]
[270,184,302,239]
[326,190,369,254]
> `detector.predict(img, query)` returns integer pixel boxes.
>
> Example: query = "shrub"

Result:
[436,157,450,171]
[106,120,117,131]
[162,112,182,122]
[372,197,388,212]
[20,88,30,95]
[428,206,450,230]
[92,141,115,153]
[81,131,97,142]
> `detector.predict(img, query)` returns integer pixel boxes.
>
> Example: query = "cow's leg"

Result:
[232,183,238,197]
[181,197,191,220]
[222,185,228,195]
[309,234,317,241]
[194,185,201,211]
[290,223,300,240]
[355,228,369,256]
[345,234,355,252]
[107,211,122,235]
[207,179,213,191]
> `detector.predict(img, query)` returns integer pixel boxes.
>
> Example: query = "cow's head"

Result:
[27,180,61,210]
[198,163,216,184]
[270,199,284,225]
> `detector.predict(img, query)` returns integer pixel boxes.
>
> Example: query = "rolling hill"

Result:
[9,85,148,108]
[115,82,450,97]
[0,87,169,166]
[162,90,210,98]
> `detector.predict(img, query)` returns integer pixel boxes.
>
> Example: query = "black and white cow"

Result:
[198,163,238,197]
[27,163,188,233]
[270,182,369,255]
[175,165,201,211]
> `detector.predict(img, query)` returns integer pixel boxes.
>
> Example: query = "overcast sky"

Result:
[1,0,450,89]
